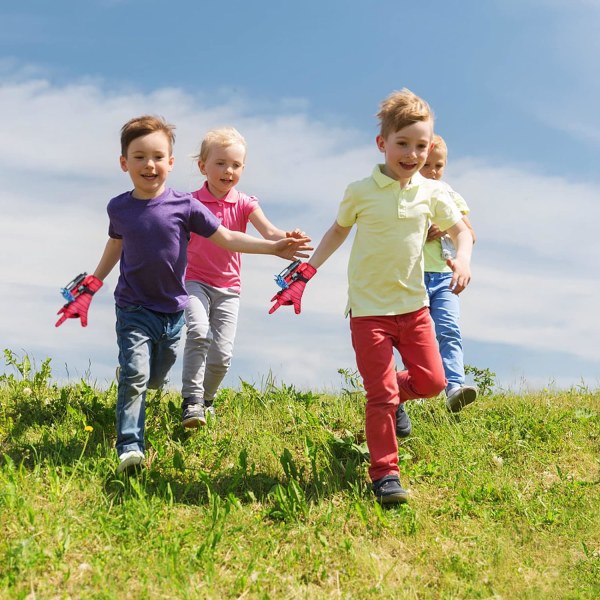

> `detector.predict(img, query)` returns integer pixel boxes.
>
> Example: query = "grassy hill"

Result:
[1,350,598,598]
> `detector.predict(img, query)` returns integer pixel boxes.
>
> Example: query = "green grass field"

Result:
[1,350,599,599]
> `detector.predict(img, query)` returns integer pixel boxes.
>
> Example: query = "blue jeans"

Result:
[425,272,464,394]
[115,305,185,455]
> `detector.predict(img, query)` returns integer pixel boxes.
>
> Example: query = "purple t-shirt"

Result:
[108,187,220,312]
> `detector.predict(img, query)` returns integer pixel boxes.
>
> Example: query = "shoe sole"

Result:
[446,387,478,413]
[117,456,144,473]
[396,420,412,438]
[182,416,206,429]
[376,492,409,505]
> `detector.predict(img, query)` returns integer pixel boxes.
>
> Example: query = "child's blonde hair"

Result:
[377,89,433,138]
[120,115,176,156]
[431,134,448,156]
[196,127,247,162]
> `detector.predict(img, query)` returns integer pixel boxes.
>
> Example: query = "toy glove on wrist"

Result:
[55,275,103,327]
[269,263,317,315]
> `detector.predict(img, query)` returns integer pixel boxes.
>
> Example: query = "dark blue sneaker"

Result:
[395,403,412,438]
[372,475,409,504]
[182,400,206,428]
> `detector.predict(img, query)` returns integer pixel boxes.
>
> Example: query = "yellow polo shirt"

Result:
[423,181,470,273]
[336,166,461,317]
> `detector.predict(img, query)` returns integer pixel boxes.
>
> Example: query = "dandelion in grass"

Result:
[85,425,93,432]
[491,455,504,468]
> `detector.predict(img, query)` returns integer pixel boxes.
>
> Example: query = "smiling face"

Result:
[199,142,246,198]
[376,119,433,186]
[420,144,447,180]
[119,131,174,199]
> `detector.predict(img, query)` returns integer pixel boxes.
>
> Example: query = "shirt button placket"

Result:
[397,189,406,219]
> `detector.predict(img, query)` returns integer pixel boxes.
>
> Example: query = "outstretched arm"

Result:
[248,208,287,240]
[248,209,310,258]
[268,220,352,314]
[306,220,352,269]
[208,225,312,260]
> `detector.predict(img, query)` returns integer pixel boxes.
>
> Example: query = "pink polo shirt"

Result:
[185,182,259,292]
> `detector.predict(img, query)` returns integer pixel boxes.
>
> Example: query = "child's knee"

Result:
[415,373,446,398]
[185,325,210,346]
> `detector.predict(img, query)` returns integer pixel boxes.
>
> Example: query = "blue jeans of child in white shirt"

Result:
[425,272,465,395]
[115,305,184,455]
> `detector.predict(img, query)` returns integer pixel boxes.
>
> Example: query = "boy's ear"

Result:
[375,135,385,153]
[169,155,174,171]
[119,156,128,172]
[198,159,207,175]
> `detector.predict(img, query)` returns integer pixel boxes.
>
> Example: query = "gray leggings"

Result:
[181,280,240,403]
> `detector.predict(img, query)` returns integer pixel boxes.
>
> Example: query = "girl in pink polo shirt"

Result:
[181,127,308,427]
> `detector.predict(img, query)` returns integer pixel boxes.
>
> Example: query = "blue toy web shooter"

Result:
[60,272,88,303]
[274,260,301,290]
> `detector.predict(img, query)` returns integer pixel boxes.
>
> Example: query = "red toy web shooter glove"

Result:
[269,262,317,315]
[55,273,103,327]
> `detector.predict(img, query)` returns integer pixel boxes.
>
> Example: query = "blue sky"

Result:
[1,0,599,392]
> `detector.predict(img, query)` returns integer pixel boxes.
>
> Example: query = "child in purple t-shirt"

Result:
[56,115,311,473]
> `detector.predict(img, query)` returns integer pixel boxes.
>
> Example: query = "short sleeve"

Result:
[241,193,260,222]
[107,204,122,239]
[108,223,122,239]
[449,189,470,215]
[431,188,462,231]
[336,184,357,227]
[189,198,220,237]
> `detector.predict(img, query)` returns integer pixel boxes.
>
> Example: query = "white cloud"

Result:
[0,73,597,391]
[448,159,599,363]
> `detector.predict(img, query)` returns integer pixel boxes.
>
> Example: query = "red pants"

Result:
[350,307,446,481]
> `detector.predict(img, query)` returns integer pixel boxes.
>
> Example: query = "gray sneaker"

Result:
[182,401,206,428]
[446,385,478,413]
[204,403,216,420]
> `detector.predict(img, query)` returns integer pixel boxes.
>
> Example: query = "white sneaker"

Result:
[446,385,478,413]
[117,450,145,473]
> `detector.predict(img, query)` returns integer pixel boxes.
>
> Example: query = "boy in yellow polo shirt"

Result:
[269,89,473,504]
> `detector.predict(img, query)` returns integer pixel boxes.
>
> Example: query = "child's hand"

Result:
[446,257,471,295]
[285,229,311,256]
[274,235,313,260]
[55,274,103,327]
[286,228,308,240]
[427,224,446,241]
[269,263,317,314]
